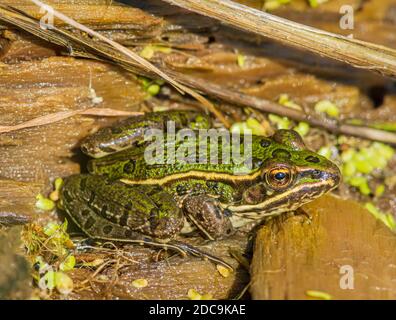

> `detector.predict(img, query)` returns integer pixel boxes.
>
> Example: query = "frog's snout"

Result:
[323,162,342,190]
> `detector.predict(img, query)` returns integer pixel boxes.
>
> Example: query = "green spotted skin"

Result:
[81,110,212,158]
[61,110,341,245]
[61,174,183,240]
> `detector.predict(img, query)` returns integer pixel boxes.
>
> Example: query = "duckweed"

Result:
[231,118,267,136]
[365,203,396,231]
[268,114,291,130]
[187,289,213,300]
[54,272,74,295]
[294,122,310,137]
[341,142,395,195]
[50,177,64,201]
[237,54,246,68]
[308,0,328,8]
[263,0,327,11]
[147,84,161,96]
[140,45,172,59]
[35,194,55,211]
[132,278,148,288]
[278,94,302,111]
[375,184,385,198]
[216,265,231,278]
[318,146,332,159]
[306,290,332,300]
[314,100,340,119]
[40,271,74,295]
[138,76,163,97]
[263,0,291,11]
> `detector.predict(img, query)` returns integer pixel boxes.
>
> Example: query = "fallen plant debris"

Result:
[0,108,143,134]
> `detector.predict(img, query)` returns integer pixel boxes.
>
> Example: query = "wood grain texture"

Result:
[250,194,396,300]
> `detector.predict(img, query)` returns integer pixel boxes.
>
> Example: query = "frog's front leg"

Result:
[182,194,234,240]
[60,174,231,268]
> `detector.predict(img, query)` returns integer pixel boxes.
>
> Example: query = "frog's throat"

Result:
[120,169,263,186]
[224,177,337,214]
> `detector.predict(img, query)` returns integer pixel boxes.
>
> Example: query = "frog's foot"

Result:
[119,237,233,269]
[168,240,233,270]
[183,194,234,240]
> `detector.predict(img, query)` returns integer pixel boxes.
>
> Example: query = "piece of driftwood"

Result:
[162,0,396,78]
[250,194,396,300]
[0,180,42,225]
[65,235,249,300]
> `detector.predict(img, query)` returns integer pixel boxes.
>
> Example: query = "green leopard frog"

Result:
[60,110,340,266]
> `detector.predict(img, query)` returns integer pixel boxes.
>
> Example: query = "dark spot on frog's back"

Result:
[84,216,96,230]
[272,149,291,159]
[123,160,135,174]
[124,229,133,238]
[252,158,264,168]
[62,190,73,203]
[103,225,113,235]
[100,205,108,218]
[305,155,320,163]
[176,184,187,195]
[260,139,271,148]
[119,212,129,226]
[81,209,91,217]
[111,127,123,134]
[79,176,88,190]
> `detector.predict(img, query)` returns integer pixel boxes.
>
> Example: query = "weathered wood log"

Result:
[62,235,250,300]
[0,180,42,225]
[250,195,396,300]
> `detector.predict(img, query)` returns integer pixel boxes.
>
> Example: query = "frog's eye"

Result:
[265,167,293,189]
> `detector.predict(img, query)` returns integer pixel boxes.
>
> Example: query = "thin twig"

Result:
[170,71,396,145]
[163,0,396,78]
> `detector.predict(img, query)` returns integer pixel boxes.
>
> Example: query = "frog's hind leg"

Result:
[62,197,231,269]
[168,240,233,269]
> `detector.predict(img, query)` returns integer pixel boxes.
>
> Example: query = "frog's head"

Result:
[234,130,341,216]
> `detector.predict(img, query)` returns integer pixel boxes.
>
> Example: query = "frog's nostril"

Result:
[312,169,322,178]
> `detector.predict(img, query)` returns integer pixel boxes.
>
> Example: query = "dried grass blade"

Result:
[0,108,143,134]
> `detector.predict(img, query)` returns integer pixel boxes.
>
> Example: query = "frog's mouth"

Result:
[223,163,341,221]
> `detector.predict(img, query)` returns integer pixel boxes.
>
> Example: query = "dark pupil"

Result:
[274,172,286,180]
